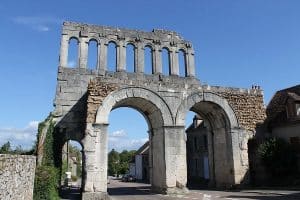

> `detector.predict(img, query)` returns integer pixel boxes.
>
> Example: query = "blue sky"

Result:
[0,0,299,150]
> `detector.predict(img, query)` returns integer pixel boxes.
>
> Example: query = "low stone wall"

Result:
[0,154,36,200]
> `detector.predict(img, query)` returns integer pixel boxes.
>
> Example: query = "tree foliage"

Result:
[108,149,136,176]
[0,142,33,155]
[258,137,298,178]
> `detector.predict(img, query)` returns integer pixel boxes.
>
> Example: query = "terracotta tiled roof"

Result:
[266,84,300,124]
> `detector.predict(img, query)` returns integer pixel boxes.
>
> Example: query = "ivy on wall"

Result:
[34,114,61,200]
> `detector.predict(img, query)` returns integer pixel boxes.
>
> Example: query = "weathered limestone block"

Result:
[0,154,36,200]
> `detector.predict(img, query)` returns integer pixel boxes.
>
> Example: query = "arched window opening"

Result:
[178,49,187,77]
[68,38,79,68]
[87,40,98,70]
[126,44,135,73]
[61,140,83,197]
[107,107,150,196]
[162,48,170,76]
[107,41,117,72]
[144,46,153,74]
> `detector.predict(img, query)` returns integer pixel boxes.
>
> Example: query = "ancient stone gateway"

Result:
[52,22,266,199]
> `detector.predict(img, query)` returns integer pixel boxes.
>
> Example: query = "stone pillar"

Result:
[213,127,232,187]
[95,41,100,73]
[147,130,153,185]
[153,45,162,74]
[170,47,179,76]
[59,34,69,67]
[151,127,165,192]
[186,49,195,77]
[229,128,250,185]
[99,40,108,75]
[82,123,109,200]
[135,43,144,73]
[79,37,89,68]
[151,126,188,194]
[117,40,126,71]
[207,130,216,187]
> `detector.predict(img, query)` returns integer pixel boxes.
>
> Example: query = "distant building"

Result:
[266,84,300,169]
[129,141,150,182]
[186,115,210,187]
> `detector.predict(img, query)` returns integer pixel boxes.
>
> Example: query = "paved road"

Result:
[108,179,300,200]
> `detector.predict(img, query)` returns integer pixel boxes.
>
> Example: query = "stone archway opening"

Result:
[60,140,83,199]
[106,96,166,188]
[107,107,150,196]
[185,101,233,189]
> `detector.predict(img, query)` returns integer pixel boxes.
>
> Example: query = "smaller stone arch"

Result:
[88,38,99,44]
[176,91,239,128]
[144,42,153,48]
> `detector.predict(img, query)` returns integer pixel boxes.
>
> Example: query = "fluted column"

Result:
[117,40,126,71]
[153,45,162,74]
[170,47,179,76]
[135,43,144,73]
[99,39,108,75]
[79,37,89,68]
[59,34,69,67]
[186,48,195,77]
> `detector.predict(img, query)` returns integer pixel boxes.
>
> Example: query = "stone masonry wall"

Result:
[0,154,36,200]
[214,87,266,132]
[87,80,118,123]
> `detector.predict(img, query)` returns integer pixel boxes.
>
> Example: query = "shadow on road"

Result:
[223,191,300,200]
[60,186,81,200]
[108,185,153,196]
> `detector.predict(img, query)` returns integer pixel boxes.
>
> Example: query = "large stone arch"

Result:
[82,87,176,198]
[175,92,248,187]
[95,87,173,127]
[176,92,239,128]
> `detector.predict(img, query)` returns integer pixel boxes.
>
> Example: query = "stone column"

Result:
[99,39,108,75]
[82,123,109,200]
[186,49,195,77]
[147,129,153,185]
[151,126,188,194]
[207,130,216,187]
[95,42,100,73]
[59,34,69,67]
[170,47,179,76]
[135,43,144,73]
[153,45,162,74]
[117,40,126,71]
[79,37,89,68]
[229,128,250,185]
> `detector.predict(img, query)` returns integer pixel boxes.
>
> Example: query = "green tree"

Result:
[0,141,12,154]
[108,149,120,176]
[258,137,297,180]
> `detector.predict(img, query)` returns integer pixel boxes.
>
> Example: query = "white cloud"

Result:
[108,130,148,152]
[110,130,127,137]
[12,16,63,32]
[0,121,39,150]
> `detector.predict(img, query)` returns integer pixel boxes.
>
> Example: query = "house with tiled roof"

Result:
[266,84,300,168]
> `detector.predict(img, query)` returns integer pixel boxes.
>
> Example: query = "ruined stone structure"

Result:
[51,21,266,199]
[0,154,36,200]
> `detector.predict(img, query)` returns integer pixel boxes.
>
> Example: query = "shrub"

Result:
[33,166,60,200]
[258,137,297,178]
